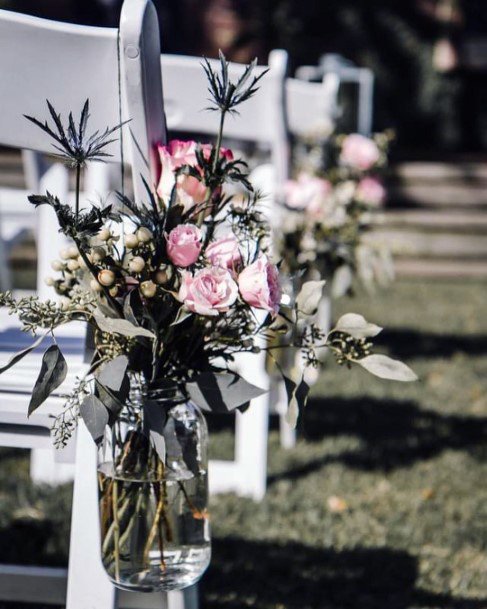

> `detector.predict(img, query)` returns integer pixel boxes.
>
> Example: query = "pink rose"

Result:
[238,255,281,315]
[340,134,381,171]
[178,267,238,316]
[285,173,333,216]
[355,176,386,207]
[205,235,242,271]
[166,224,202,267]
[156,140,234,210]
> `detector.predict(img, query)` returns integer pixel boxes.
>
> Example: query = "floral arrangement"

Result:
[281,131,394,297]
[0,55,415,590]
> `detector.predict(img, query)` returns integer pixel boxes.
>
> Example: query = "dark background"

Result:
[2,0,487,155]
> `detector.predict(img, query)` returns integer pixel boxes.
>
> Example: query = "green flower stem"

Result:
[112,479,121,582]
[75,163,81,220]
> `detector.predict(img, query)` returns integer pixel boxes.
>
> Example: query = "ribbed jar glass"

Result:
[97,377,210,592]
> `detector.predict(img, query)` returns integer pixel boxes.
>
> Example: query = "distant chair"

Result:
[296,53,374,136]
[0,2,199,609]
[286,72,341,342]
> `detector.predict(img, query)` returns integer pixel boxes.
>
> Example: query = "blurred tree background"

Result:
[2,0,487,154]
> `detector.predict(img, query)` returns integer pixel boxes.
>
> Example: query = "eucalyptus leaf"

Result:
[282,375,309,429]
[97,355,129,392]
[186,371,267,413]
[170,307,192,327]
[79,394,109,442]
[28,345,67,416]
[94,313,155,339]
[123,290,141,326]
[335,313,382,338]
[295,280,326,316]
[356,354,418,382]
[143,401,167,462]
[0,333,46,374]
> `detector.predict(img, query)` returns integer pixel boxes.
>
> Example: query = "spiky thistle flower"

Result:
[202,50,268,115]
[24,99,124,168]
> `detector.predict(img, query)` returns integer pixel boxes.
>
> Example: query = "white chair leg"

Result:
[167,586,198,609]
[273,378,296,450]
[66,422,116,609]
[0,209,12,291]
[84,162,111,203]
[30,448,75,485]
[234,349,269,501]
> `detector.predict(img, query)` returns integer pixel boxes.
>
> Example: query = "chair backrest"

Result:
[161,50,289,186]
[286,73,340,139]
[0,0,166,200]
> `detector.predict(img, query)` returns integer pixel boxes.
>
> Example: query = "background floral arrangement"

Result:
[280,130,394,298]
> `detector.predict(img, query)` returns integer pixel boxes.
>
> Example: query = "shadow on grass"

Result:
[268,397,487,484]
[202,537,486,609]
[375,329,487,359]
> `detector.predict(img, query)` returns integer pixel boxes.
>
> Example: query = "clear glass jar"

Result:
[97,378,210,592]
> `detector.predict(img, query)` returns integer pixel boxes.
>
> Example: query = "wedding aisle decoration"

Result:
[0,54,416,592]
[281,130,394,298]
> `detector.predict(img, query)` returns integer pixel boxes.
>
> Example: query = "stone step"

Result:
[388,183,487,209]
[382,210,487,233]
[391,161,487,183]
[368,230,487,259]
[394,258,487,278]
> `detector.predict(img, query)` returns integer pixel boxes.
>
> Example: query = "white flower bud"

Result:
[136,227,153,243]
[44,276,55,287]
[154,269,169,285]
[98,269,116,286]
[59,248,70,260]
[68,246,79,259]
[140,280,157,298]
[51,260,64,272]
[124,233,139,249]
[129,256,146,273]
[60,296,71,310]
[67,259,80,271]
[98,227,111,242]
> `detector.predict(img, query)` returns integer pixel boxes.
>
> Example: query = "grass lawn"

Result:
[0,278,486,608]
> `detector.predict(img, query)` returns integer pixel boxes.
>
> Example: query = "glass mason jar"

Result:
[97,378,210,592]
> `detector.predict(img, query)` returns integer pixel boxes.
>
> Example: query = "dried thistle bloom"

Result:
[24,99,124,167]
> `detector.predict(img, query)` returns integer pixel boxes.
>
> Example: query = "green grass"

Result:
[0,278,486,608]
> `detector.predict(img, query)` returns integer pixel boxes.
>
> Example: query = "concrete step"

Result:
[382,210,487,233]
[391,161,487,183]
[368,230,487,259]
[388,183,487,209]
[394,258,487,279]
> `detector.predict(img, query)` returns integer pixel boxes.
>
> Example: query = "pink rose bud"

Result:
[205,235,242,271]
[166,224,202,267]
[284,173,332,213]
[238,255,281,315]
[156,140,234,205]
[179,174,208,205]
[355,176,386,207]
[178,267,238,316]
[340,134,381,171]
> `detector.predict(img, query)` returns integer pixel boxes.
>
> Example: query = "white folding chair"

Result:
[296,53,374,136]
[286,73,341,341]
[160,51,290,499]
[0,3,197,608]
